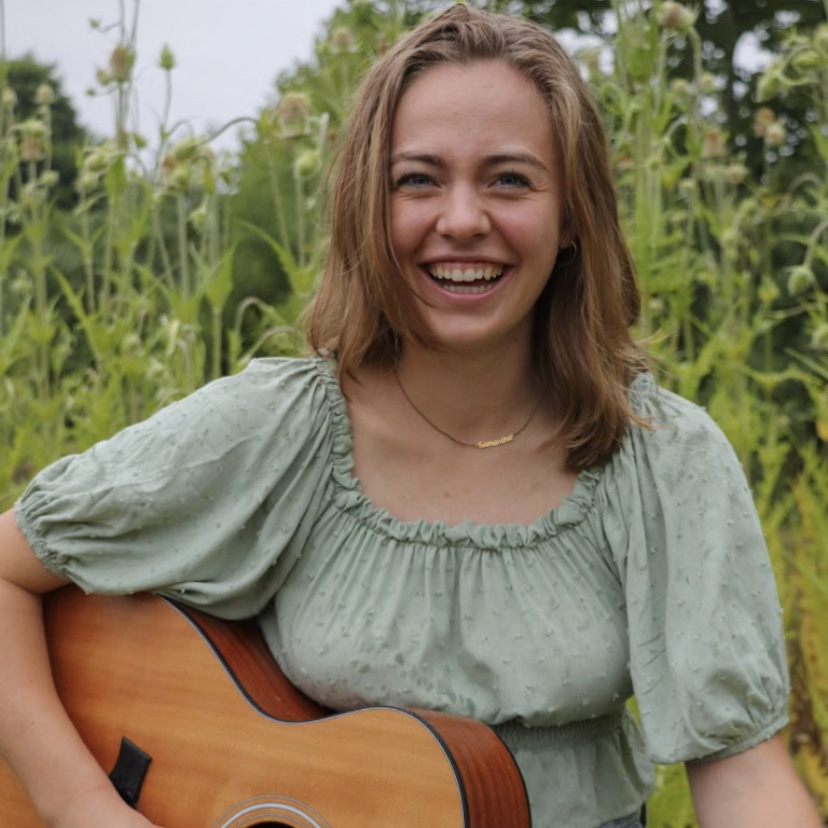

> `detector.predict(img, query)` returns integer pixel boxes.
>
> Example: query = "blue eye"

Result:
[394,172,433,189]
[497,172,530,188]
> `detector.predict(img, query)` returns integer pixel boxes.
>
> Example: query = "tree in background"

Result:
[409,0,825,178]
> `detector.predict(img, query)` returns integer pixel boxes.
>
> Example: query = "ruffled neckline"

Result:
[309,358,645,551]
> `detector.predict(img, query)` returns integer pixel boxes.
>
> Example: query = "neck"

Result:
[394,341,540,439]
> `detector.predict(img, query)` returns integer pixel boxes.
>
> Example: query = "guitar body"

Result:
[0,588,531,828]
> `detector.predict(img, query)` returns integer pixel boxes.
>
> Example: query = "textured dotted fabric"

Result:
[16,357,789,828]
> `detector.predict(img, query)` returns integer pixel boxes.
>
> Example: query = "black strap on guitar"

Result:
[109,737,152,808]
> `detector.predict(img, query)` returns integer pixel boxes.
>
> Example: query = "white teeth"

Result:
[429,264,503,282]
[440,283,491,294]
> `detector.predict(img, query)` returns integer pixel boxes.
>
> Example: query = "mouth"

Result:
[424,262,507,295]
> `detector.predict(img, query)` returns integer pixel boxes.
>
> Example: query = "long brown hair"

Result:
[305,4,649,470]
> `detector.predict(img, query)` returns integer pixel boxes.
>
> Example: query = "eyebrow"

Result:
[390,151,550,172]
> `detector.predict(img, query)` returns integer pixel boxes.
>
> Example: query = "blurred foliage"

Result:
[0,56,88,208]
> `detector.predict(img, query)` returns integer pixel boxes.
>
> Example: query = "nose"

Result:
[435,184,491,239]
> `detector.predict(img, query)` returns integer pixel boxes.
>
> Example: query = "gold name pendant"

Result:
[476,434,515,449]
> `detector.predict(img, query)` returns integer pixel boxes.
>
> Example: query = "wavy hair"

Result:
[305,4,649,470]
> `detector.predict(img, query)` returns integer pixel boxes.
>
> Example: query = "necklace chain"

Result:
[393,370,542,450]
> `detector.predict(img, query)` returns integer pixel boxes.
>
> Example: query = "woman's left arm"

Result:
[686,734,823,828]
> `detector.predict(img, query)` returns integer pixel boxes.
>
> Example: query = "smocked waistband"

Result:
[492,707,626,749]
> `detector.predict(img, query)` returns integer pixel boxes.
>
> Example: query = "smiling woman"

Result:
[0,5,823,828]
[307,6,646,474]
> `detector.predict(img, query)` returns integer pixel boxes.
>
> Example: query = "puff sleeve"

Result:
[14,358,334,618]
[598,375,790,763]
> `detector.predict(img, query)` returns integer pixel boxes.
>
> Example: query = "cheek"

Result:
[389,200,410,251]
[515,207,563,257]
[390,201,430,258]
[504,215,559,260]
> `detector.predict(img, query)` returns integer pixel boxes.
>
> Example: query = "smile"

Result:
[425,263,505,294]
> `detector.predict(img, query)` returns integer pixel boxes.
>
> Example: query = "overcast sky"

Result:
[3,0,344,149]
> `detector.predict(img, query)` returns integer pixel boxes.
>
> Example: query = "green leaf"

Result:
[48,265,103,362]
[236,219,316,302]
[0,296,31,373]
[201,245,237,311]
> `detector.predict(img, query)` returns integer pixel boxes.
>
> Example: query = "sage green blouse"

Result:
[15,357,789,828]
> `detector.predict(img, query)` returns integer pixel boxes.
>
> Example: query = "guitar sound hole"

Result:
[252,823,292,827]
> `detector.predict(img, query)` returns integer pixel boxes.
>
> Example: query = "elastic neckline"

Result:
[310,357,632,551]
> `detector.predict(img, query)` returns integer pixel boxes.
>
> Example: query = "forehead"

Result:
[390,59,557,162]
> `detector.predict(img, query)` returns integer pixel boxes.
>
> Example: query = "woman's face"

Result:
[389,59,566,358]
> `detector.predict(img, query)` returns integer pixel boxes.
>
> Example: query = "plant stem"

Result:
[176,192,190,300]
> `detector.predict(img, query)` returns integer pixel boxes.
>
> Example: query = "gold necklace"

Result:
[394,369,542,450]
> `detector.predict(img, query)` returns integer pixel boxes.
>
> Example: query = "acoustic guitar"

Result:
[0,587,531,828]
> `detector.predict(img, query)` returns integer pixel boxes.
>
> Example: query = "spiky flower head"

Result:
[763,121,786,148]
[169,136,203,164]
[169,164,193,192]
[21,181,47,210]
[670,78,691,98]
[162,137,213,192]
[159,45,176,72]
[188,202,208,233]
[17,118,48,161]
[678,178,696,200]
[39,170,59,189]
[1,87,17,109]
[21,136,43,162]
[698,72,717,95]
[18,119,48,139]
[330,27,354,55]
[756,62,784,102]
[294,148,319,178]
[278,92,310,137]
[657,2,697,34]
[787,264,815,296]
[722,163,748,185]
[35,84,55,106]
[78,171,101,192]
[109,45,135,83]
[84,146,114,174]
[753,107,776,137]
[758,277,779,306]
[701,127,726,159]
